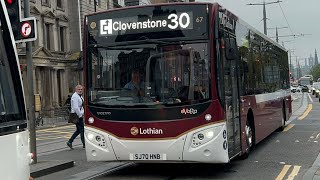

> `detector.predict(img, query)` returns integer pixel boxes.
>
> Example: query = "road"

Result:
[36,125,82,156]
[35,92,319,180]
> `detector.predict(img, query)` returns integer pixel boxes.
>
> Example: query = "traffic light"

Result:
[4,0,37,42]
[5,0,20,39]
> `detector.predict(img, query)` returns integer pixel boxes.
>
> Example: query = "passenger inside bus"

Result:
[123,69,145,97]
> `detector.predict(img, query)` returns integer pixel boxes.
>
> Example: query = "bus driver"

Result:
[124,69,145,96]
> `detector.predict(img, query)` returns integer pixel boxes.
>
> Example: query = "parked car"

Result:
[313,82,320,97]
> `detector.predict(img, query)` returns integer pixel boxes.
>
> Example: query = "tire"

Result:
[240,120,254,159]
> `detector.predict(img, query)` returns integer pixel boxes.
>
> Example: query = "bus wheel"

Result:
[240,120,253,159]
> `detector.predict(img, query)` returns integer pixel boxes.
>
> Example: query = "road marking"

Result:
[37,126,74,141]
[276,165,291,180]
[287,166,301,180]
[316,133,320,140]
[37,125,74,132]
[298,104,312,120]
[275,165,301,180]
[284,124,295,132]
[37,130,73,134]
[37,136,69,140]
[308,93,313,102]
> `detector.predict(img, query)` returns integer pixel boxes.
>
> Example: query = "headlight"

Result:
[86,130,107,148]
[191,125,223,148]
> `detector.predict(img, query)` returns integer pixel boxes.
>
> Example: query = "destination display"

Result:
[99,12,193,36]
[87,4,208,43]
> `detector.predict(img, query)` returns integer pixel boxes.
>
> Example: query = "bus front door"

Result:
[224,44,241,158]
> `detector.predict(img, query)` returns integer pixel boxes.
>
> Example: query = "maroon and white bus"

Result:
[83,2,291,163]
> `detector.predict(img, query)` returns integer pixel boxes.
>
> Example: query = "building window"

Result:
[125,0,139,6]
[42,0,50,6]
[44,23,52,50]
[106,0,110,9]
[59,26,66,52]
[113,0,121,8]
[57,0,63,9]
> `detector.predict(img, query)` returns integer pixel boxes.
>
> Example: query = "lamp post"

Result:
[247,0,282,35]
[268,26,288,43]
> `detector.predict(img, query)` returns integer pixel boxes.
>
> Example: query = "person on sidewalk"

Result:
[67,85,85,149]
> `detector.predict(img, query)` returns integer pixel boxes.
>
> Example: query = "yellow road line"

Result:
[37,130,73,134]
[298,104,312,120]
[276,165,291,180]
[37,125,74,132]
[36,136,69,140]
[284,124,295,132]
[287,166,301,180]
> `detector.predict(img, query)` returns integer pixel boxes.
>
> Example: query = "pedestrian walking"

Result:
[67,85,85,149]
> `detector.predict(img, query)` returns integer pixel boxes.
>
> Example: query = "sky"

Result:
[198,0,318,66]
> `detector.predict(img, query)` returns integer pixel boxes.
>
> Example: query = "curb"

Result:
[287,93,308,124]
[30,160,74,178]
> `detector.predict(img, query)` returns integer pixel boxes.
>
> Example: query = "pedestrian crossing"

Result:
[36,125,75,141]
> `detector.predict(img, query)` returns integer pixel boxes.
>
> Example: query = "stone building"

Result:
[18,0,80,110]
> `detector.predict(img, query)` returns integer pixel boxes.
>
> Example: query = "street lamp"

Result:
[247,0,282,35]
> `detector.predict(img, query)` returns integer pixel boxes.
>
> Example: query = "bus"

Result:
[83,2,291,163]
[0,0,32,179]
[299,76,313,92]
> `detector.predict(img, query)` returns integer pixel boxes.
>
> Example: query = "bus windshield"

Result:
[300,78,312,86]
[88,42,210,107]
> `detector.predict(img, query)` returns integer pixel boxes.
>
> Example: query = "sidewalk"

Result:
[35,116,73,175]
[31,117,73,178]
[301,93,320,180]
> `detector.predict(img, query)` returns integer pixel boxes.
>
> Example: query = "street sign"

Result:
[21,22,31,37]
[15,17,37,43]
[5,0,37,43]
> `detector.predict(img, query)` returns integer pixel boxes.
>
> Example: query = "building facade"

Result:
[18,0,80,110]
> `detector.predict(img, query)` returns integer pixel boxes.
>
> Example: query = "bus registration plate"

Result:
[130,153,164,160]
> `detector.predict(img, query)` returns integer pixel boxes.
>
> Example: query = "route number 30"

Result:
[168,13,191,29]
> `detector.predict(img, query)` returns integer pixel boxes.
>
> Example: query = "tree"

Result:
[309,64,320,81]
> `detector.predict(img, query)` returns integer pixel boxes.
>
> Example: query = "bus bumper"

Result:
[85,122,229,163]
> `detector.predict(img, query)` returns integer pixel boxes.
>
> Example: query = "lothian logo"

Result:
[130,127,139,136]
[130,127,163,135]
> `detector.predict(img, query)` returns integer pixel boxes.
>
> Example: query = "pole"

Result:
[276,27,279,42]
[296,57,299,79]
[94,0,97,12]
[77,0,82,51]
[247,1,281,36]
[289,50,291,69]
[24,0,37,163]
[263,2,267,35]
